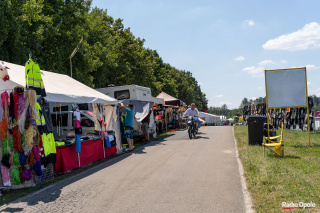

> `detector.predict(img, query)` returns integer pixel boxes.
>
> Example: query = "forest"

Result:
[0,0,208,110]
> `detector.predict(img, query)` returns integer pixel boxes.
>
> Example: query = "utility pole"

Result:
[69,38,83,78]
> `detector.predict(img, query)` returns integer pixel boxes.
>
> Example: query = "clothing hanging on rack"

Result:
[25,58,46,97]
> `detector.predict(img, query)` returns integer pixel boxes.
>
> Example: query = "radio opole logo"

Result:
[282,202,316,210]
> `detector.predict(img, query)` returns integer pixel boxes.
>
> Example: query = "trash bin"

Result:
[247,116,266,145]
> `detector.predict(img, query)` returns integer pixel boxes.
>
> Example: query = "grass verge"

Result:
[0,131,175,206]
[234,126,320,212]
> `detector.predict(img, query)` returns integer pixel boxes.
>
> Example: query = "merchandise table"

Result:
[55,139,117,173]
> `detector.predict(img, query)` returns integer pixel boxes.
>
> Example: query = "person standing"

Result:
[119,103,135,152]
[141,108,153,144]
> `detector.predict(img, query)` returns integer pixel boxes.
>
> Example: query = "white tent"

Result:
[1,61,122,152]
[1,61,118,104]
[156,91,185,106]
[156,91,178,101]
[199,112,220,124]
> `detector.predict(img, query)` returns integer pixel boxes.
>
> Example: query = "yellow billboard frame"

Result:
[265,67,310,145]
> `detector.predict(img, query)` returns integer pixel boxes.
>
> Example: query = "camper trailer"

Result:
[97,85,157,102]
[96,85,164,137]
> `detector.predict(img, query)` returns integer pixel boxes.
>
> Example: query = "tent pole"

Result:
[78,153,80,168]
[102,131,105,158]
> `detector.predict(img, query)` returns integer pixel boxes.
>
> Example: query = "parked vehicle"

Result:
[96,85,163,138]
[51,111,96,139]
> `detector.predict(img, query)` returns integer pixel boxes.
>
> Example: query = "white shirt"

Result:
[184,108,199,117]
[73,110,81,121]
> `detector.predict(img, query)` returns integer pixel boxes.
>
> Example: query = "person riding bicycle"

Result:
[183,103,202,131]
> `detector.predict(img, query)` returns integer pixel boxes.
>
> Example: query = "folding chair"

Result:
[263,124,284,157]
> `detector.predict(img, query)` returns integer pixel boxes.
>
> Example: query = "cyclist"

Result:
[183,103,202,131]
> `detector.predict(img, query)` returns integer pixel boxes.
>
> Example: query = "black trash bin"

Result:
[247,116,266,145]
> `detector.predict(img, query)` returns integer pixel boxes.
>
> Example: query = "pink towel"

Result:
[1,166,11,186]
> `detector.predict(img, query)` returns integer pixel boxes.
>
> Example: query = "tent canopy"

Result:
[156,91,185,106]
[1,61,118,104]
[199,112,220,124]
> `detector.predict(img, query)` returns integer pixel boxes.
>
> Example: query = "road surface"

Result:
[0,126,246,213]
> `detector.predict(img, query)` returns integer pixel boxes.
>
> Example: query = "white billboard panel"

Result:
[265,68,307,108]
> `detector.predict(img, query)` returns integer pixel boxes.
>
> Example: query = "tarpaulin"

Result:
[121,100,153,122]
[55,139,116,174]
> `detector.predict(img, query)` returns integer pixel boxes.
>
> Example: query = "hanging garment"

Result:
[0,95,3,122]
[75,134,81,153]
[23,167,32,181]
[41,132,57,164]
[35,102,46,134]
[19,166,25,184]
[1,166,11,186]
[12,168,20,185]
[33,160,43,176]
[1,91,9,119]
[33,145,41,162]
[25,59,46,97]
[9,92,15,122]
[37,97,53,133]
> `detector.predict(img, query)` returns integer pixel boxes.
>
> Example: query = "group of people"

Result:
[118,102,203,152]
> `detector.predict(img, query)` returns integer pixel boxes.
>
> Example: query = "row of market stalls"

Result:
[0,60,223,190]
[0,61,120,188]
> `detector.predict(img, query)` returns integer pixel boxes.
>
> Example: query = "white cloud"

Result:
[257,86,263,90]
[251,97,257,101]
[234,56,245,61]
[307,82,311,86]
[215,94,223,98]
[242,66,264,77]
[263,22,320,51]
[306,64,320,70]
[244,19,255,26]
[258,60,273,66]
[308,85,320,96]
[281,60,288,64]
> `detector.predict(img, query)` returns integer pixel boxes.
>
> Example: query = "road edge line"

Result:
[232,126,255,213]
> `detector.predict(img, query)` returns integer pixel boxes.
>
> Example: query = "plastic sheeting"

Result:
[0,61,118,105]
[121,100,153,122]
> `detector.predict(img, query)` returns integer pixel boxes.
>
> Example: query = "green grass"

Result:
[234,126,320,212]
[0,131,175,206]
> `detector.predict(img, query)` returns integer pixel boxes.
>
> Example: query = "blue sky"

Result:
[92,0,320,109]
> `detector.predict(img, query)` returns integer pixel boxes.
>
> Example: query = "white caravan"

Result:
[96,85,164,137]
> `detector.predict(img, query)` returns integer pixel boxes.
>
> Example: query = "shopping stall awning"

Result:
[156,91,185,107]
[0,61,118,104]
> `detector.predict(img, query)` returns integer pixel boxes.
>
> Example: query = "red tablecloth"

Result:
[55,139,117,173]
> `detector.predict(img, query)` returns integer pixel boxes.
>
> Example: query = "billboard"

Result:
[265,67,307,109]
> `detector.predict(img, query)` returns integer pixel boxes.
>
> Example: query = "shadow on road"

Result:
[0,132,179,211]
[194,136,210,139]
[0,207,24,212]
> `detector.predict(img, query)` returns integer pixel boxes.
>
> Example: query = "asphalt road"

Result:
[0,126,246,213]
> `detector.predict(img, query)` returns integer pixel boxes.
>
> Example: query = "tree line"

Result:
[0,0,208,110]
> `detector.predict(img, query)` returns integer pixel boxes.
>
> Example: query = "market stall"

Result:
[55,138,116,173]
[0,60,119,186]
